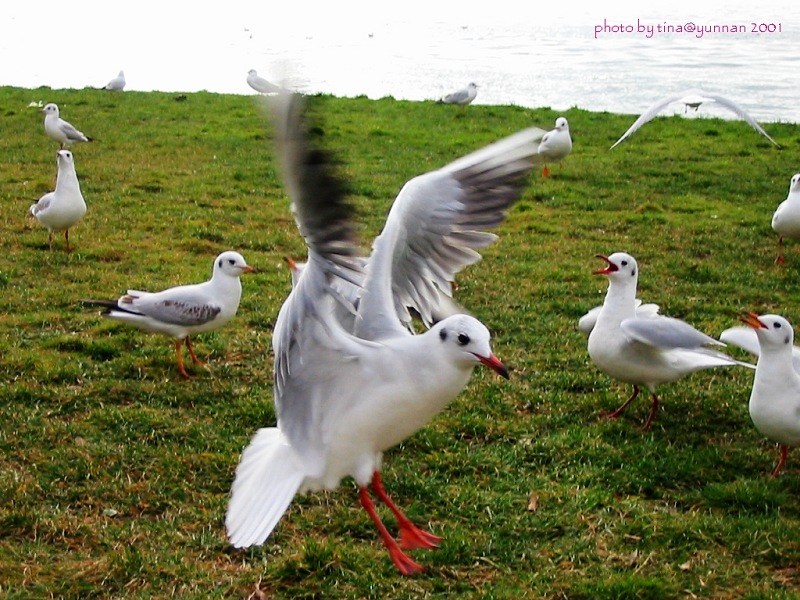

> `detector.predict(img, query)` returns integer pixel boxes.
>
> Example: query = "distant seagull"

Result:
[29,149,86,251]
[440,82,478,109]
[41,103,92,149]
[737,313,800,476]
[609,89,780,149]
[587,252,752,431]
[537,117,572,177]
[246,69,284,94]
[771,174,800,264]
[82,252,255,378]
[102,70,126,91]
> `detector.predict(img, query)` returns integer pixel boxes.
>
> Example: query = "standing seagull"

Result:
[587,252,751,430]
[82,251,255,378]
[225,94,542,575]
[29,150,86,251]
[440,82,478,109]
[738,313,800,476]
[771,174,800,264]
[246,69,284,94]
[537,117,572,177]
[103,70,126,91]
[41,103,93,149]
[609,89,780,149]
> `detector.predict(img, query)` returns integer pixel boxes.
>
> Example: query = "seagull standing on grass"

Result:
[537,117,572,177]
[771,174,800,264]
[103,70,126,91]
[82,251,254,378]
[246,69,284,94]
[225,94,543,575]
[440,82,478,109]
[587,252,752,431]
[736,313,800,476]
[29,150,86,251]
[609,89,780,149]
[41,103,92,149]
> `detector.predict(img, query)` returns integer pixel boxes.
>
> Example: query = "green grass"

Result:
[1,84,800,599]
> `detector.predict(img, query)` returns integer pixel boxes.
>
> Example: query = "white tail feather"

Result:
[226,427,305,548]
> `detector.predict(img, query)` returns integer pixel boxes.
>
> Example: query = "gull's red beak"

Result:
[740,312,767,329]
[241,265,257,274]
[284,257,298,271]
[593,254,618,275]
[475,353,510,379]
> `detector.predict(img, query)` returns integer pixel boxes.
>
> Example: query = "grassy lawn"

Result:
[1,85,799,599]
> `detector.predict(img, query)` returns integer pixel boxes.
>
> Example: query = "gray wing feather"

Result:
[621,315,722,349]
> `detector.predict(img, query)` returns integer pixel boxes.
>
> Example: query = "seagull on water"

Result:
[29,150,86,251]
[42,103,93,149]
[609,89,780,149]
[771,174,800,264]
[736,313,800,476]
[537,117,572,177]
[225,94,543,575]
[82,251,254,378]
[587,252,752,430]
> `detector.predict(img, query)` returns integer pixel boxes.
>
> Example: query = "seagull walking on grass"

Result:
[82,251,254,378]
[771,174,800,264]
[587,252,752,431]
[42,103,92,149]
[609,89,780,149]
[440,82,478,109]
[225,94,543,575]
[537,117,572,177]
[736,313,800,476]
[29,150,86,251]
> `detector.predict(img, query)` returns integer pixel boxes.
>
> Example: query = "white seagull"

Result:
[537,117,572,177]
[737,313,800,476]
[246,69,284,94]
[609,89,780,149]
[587,252,752,430]
[225,94,542,575]
[103,70,126,91]
[771,174,800,264]
[82,251,255,378]
[440,82,478,109]
[720,320,800,374]
[29,149,86,251]
[42,103,93,149]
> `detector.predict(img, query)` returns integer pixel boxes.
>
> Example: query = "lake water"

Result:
[3,1,799,123]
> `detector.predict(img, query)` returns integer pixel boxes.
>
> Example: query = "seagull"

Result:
[82,251,255,378]
[771,174,800,264]
[440,82,478,109]
[41,103,92,149]
[225,94,543,575]
[738,313,800,476]
[246,69,284,94]
[609,89,780,149]
[29,150,86,251]
[537,117,572,177]
[587,252,752,431]
[103,70,126,91]
[720,321,800,374]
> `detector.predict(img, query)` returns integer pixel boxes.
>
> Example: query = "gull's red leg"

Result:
[771,445,790,477]
[359,486,424,576]
[604,385,640,420]
[371,471,441,550]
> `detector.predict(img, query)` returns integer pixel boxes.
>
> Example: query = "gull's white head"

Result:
[593,252,638,283]
[248,69,257,77]
[213,251,256,278]
[432,314,508,378]
[56,149,74,165]
[742,313,795,350]
[41,103,59,117]
[789,174,800,194]
[555,117,569,131]
[468,82,478,90]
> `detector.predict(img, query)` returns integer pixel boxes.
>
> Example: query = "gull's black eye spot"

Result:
[218,259,223,268]
[774,322,782,329]
[457,333,470,346]
[621,260,628,266]
[439,329,447,342]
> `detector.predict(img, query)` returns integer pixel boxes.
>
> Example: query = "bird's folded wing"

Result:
[126,288,222,326]
[621,315,722,349]
[354,126,545,340]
